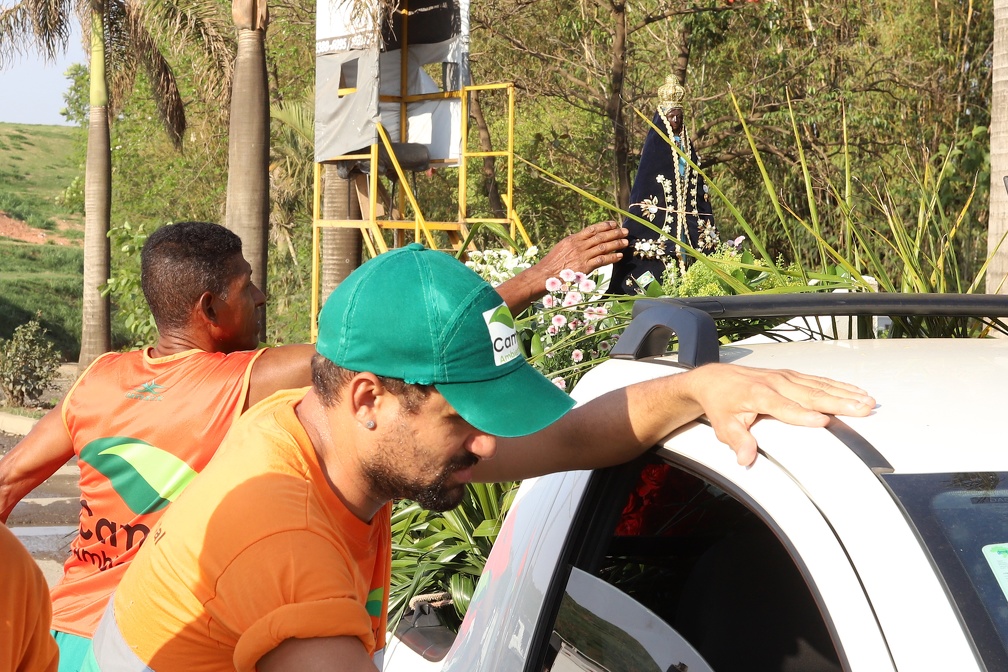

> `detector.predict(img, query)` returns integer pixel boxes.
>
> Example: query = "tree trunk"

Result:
[605,0,630,210]
[320,164,361,303]
[990,0,1008,295]
[225,26,270,343]
[79,9,112,369]
[673,23,691,94]
[469,90,506,219]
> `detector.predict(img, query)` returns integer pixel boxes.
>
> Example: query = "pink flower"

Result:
[598,340,611,352]
[579,278,597,293]
[547,324,559,336]
[542,295,556,309]
[545,277,562,292]
[574,272,587,284]
[551,314,568,328]
[584,324,596,335]
[571,349,584,363]
[559,269,577,283]
[551,376,567,390]
[562,291,583,307]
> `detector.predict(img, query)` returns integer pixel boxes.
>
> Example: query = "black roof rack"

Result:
[609,293,1008,367]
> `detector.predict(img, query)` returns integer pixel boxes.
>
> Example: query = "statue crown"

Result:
[657,76,687,109]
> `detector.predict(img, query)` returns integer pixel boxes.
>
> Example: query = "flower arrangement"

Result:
[659,236,803,298]
[464,247,539,287]
[519,268,631,390]
[463,249,631,389]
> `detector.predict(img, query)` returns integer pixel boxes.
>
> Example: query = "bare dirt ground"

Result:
[0,211,80,246]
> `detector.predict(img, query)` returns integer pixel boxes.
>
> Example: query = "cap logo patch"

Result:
[483,303,520,366]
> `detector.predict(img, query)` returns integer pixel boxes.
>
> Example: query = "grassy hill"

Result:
[0,122,83,236]
[0,122,84,359]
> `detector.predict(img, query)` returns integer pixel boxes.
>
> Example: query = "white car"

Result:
[385,294,1008,672]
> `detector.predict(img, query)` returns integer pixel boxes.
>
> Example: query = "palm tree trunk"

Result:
[225,24,269,342]
[990,0,1008,295]
[320,164,361,302]
[79,8,111,368]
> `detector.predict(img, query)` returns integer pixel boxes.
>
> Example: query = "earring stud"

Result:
[365,420,376,430]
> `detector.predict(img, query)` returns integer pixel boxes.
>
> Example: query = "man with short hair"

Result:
[0,219,628,672]
[89,243,873,672]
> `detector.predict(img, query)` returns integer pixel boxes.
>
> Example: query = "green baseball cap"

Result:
[316,243,575,437]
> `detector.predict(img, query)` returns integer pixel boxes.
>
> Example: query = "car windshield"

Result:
[883,472,1008,670]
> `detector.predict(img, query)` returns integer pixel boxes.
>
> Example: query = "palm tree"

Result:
[270,97,361,306]
[1,0,233,367]
[990,0,1008,295]
[225,0,269,343]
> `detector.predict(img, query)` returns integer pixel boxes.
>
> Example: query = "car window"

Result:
[546,567,714,672]
[883,472,1008,670]
[537,457,843,672]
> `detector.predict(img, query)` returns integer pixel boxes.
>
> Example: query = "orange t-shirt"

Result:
[102,388,391,672]
[50,346,264,638]
[0,524,59,672]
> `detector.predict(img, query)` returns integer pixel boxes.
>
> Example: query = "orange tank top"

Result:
[49,346,264,638]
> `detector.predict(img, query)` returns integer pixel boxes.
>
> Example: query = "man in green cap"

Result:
[86,244,874,672]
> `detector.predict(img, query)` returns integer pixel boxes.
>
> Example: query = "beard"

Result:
[363,439,480,512]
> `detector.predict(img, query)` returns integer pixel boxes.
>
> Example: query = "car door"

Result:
[513,431,897,672]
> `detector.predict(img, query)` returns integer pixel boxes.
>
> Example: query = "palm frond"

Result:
[0,0,74,66]
[127,0,234,106]
[125,7,184,148]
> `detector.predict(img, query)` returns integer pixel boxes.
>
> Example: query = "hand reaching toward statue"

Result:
[497,221,629,314]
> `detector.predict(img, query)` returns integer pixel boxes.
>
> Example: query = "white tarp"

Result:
[315,0,469,163]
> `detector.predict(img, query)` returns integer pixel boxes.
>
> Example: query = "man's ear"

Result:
[347,373,387,425]
[197,291,217,325]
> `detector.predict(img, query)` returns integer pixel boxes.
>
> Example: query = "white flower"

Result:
[598,340,612,352]
[545,277,563,292]
[578,278,597,293]
[551,314,568,328]
[542,295,556,309]
[559,269,577,283]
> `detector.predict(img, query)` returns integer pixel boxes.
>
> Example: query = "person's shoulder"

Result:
[0,525,43,582]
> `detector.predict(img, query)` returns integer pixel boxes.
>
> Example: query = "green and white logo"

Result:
[125,380,165,401]
[482,303,520,366]
[79,437,198,515]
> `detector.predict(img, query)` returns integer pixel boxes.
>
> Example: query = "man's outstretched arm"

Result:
[497,220,628,314]
[476,363,876,483]
[0,405,74,524]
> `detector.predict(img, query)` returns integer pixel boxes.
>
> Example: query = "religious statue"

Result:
[610,77,719,294]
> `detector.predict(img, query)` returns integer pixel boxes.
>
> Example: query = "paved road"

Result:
[2,421,78,587]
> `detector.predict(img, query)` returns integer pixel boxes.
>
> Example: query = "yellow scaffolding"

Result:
[310,81,531,341]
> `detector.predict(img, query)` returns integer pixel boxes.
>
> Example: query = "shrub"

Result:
[0,319,61,407]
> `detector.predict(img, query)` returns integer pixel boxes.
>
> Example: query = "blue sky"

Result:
[0,25,86,126]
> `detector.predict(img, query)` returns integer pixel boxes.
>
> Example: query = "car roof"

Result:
[574,313,1008,476]
[719,337,1008,474]
[581,294,1008,476]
